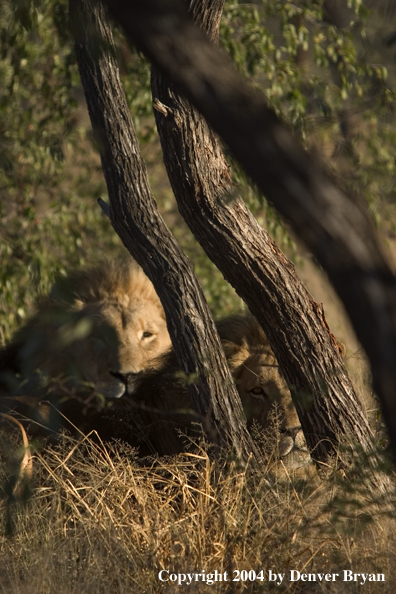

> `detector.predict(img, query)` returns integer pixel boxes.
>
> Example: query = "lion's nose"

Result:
[110,371,143,394]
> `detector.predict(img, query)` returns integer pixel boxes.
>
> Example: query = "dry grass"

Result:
[0,432,395,594]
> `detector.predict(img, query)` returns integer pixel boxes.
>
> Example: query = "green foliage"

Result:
[220,0,396,228]
[0,0,115,341]
[117,42,155,141]
[1,0,396,340]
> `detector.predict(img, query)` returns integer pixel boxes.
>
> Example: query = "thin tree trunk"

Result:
[69,0,260,462]
[103,0,396,480]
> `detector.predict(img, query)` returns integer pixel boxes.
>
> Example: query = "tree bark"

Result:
[103,0,396,476]
[147,0,376,467]
[69,0,260,462]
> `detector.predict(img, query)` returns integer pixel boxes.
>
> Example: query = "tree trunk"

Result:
[148,0,375,467]
[69,0,260,462]
[103,0,396,481]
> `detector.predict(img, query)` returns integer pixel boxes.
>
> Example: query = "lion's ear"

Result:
[221,339,250,368]
[221,340,240,358]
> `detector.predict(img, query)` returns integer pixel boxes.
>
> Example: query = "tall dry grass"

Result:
[0,431,395,594]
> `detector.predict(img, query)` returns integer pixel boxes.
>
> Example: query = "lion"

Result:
[218,314,314,475]
[127,313,314,474]
[0,257,172,403]
[0,266,312,475]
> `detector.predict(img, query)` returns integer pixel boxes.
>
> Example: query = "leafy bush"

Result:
[1,0,396,340]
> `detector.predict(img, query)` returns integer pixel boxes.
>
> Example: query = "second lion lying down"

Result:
[128,313,311,473]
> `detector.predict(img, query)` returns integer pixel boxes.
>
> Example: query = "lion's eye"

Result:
[249,386,265,398]
[142,331,153,339]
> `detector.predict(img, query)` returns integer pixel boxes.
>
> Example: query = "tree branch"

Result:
[104,0,396,471]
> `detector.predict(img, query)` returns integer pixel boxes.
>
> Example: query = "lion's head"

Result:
[0,258,172,400]
[218,314,314,475]
[217,314,299,430]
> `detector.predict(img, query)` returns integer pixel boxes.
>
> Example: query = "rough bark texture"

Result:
[102,0,395,478]
[148,1,376,466]
[69,0,261,461]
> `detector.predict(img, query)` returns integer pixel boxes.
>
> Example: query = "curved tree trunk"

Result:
[69,0,260,462]
[102,0,396,469]
[102,0,396,486]
[148,0,375,467]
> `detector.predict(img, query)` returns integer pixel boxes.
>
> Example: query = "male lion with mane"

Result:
[0,257,172,403]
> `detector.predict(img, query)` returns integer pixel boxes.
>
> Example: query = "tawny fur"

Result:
[128,313,313,475]
[0,257,172,401]
[219,314,314,475]
[0,267,313,474]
